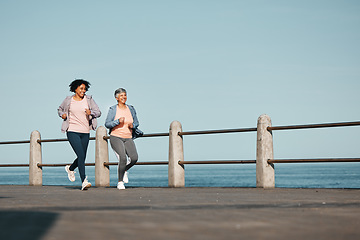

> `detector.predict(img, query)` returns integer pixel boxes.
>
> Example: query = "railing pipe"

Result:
[178,160,256,165]
[168,121,185,187]
[268,121,360,131]
[95,126,110,187]
[268,158,360,164]
[38,163,95,167]
[256,114,275,188]
[37,138,68,143]
[103,132,169,141]
[29,130,42,186]
[178,128,257,136]
[0,140,30,145]
[138,133,169,138]
[37,137,95,143]
[0,164,30,167]
[104,161,168,166]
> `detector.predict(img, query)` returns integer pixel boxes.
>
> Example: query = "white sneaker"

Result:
[65,165,75,182]
[123,171,129,183]
[117,181,125,190]
[81,177,91,191]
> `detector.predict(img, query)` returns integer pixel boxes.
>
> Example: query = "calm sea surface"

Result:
[0,162,359,188]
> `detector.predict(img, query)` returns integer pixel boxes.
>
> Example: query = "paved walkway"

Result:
[0,185,359,240]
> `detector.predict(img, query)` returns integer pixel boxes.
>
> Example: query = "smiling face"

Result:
[116,92,127,104]
[75,84,87,98]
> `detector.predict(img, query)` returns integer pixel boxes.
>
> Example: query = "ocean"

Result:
[0,162,359,188]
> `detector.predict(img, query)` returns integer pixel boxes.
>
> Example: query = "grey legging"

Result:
[109,135,138,182]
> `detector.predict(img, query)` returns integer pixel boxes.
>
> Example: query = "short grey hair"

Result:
[114,88,127,98]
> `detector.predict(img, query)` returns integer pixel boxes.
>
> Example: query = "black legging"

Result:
[67,131,89,182]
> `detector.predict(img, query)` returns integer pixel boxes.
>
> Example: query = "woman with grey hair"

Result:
[105,88,143,190]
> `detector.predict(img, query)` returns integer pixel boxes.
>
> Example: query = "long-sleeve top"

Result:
[58,95,101,133]
[105,104,143,139]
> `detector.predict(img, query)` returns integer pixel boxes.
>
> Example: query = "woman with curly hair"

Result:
[58,79,101,190]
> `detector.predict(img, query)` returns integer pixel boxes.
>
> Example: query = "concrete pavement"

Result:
[0,185,359,240]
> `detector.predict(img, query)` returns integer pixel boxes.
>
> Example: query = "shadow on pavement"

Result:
[0,210,58,240]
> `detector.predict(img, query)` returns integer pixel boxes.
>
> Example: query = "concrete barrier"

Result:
[168,121,185,187]
[29,130,42,186]
[256,114,275,188]
[95,126,110,187]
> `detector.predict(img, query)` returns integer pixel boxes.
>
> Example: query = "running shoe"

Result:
[65,165,75,182]
[81,177,91,191]
[117,181,125,190]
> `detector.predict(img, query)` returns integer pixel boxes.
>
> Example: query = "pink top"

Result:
[110,106,133,138]
[68,97,90,133]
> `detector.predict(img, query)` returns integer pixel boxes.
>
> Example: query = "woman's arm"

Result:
[129,105,139,129]
[88,96,101,119]
[57,97,69,119]
[104,106,120,129]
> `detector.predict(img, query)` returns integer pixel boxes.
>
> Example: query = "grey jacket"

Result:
[105,104,143,139]
[58,95,101,133]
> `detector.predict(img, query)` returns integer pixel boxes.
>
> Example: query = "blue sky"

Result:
[1,0,359,165]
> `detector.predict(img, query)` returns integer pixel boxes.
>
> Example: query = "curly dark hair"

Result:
[69,79,91,92]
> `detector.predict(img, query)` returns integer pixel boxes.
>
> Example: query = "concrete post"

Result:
[29,130,42,186]
[168,121,185,187]
[256,114,275,188]
[95,126,110,187]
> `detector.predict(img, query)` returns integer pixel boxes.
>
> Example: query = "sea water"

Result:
[0,162,359,188]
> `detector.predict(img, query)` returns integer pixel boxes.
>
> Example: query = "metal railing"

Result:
[268,158,360,164]
[178,160,256,165]
[267,120,360,131]
[178,127,257,136]
[266,120,360,165]
[102,127,257,166]
[0,137,96,168]
[0,140,30,145]
[104,161,168,166]
[1,116,359,188]
[38,137,96,143]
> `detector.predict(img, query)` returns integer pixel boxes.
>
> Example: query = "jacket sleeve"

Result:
[88,97,101,119]
[129,105,139,129]
[57,98,68,119]
[104,107,119,129]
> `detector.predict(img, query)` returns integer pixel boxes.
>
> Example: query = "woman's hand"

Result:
[61,114,67,119]
[118,117,125,125]
[85,108,91,116]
